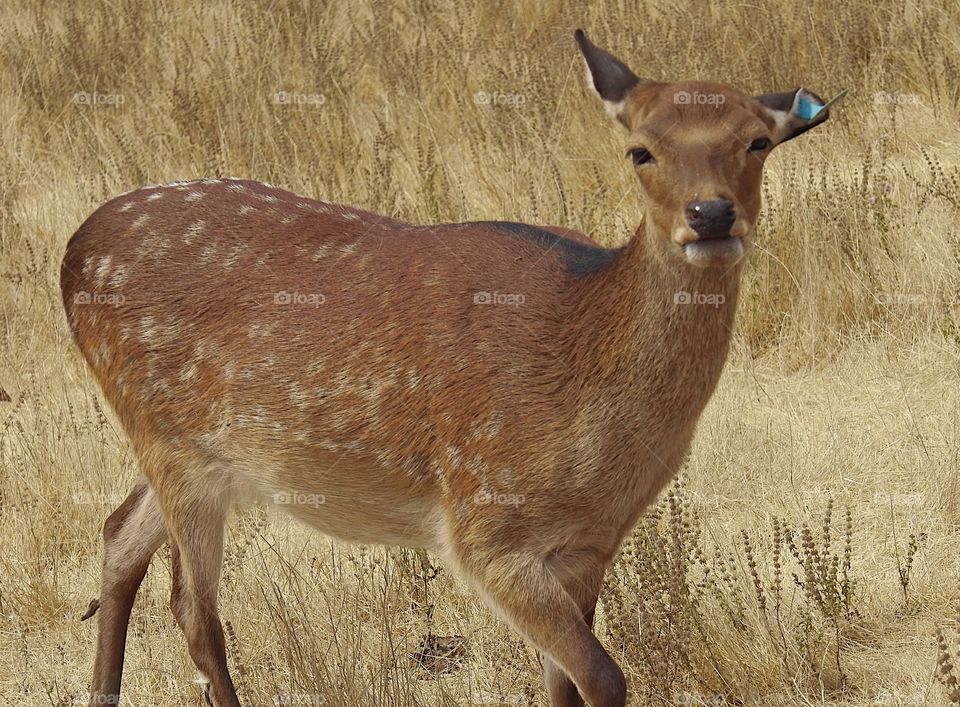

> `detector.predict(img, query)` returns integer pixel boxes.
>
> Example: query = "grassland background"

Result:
[1,0,959,704]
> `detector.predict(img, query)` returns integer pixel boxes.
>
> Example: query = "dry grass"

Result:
[1,0,959,704]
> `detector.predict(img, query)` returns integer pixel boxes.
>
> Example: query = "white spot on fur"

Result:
[131,214,149,230]
[118,201,135,212]
[312,245,330,261]
[239,203,255,215]
[146,192,164,201]
[339,243,358,258]
[468,410,504,440]
[94,256,112,287]
[152,378,173,395]
[200,409,233,449]
[407,367,423,389]
[236,405,271,429]
[95,341,112,366]
[223,244,244,269]
[108,265,128,287]
[248,323,274,338]
[287,381,309,409]
[445,446,464,470]
[140,234,171,257]
[330,370,354,395]
[185,190,205,202]
[199,243,218,264]
[138,316,157,343]
[183,220,205,244]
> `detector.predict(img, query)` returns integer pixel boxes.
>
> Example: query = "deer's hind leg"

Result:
[86,481,168,707]
[147,456,241,707]
[542,557,608,707]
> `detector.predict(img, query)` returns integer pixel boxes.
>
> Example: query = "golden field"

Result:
[1,0,960,704]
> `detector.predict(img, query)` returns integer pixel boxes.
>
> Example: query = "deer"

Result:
[60,29,835,707]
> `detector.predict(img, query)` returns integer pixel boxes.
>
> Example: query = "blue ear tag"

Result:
[792,88,848,121]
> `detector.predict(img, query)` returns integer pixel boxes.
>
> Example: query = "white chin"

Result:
[683,238,745,268]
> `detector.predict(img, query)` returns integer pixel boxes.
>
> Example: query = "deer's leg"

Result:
[87,481,168,707]
[458,549,624,707]
[542,560,607,707]
[155,477,240,707]
[169,543,188,631]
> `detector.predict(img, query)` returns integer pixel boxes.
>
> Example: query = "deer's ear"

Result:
[575,29,640,126]
[755,87,841,145]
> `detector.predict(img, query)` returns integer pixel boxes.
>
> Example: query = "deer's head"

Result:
[576,30,835,270]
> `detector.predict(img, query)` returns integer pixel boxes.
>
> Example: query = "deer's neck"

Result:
[564,222,741,453]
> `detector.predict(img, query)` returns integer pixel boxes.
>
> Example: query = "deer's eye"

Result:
[627,147,655,166]
[748,137,772,152]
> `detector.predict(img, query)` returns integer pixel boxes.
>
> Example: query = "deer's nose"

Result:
[686,199,736,239]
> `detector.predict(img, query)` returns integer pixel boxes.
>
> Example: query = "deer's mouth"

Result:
[682,236,745,268]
